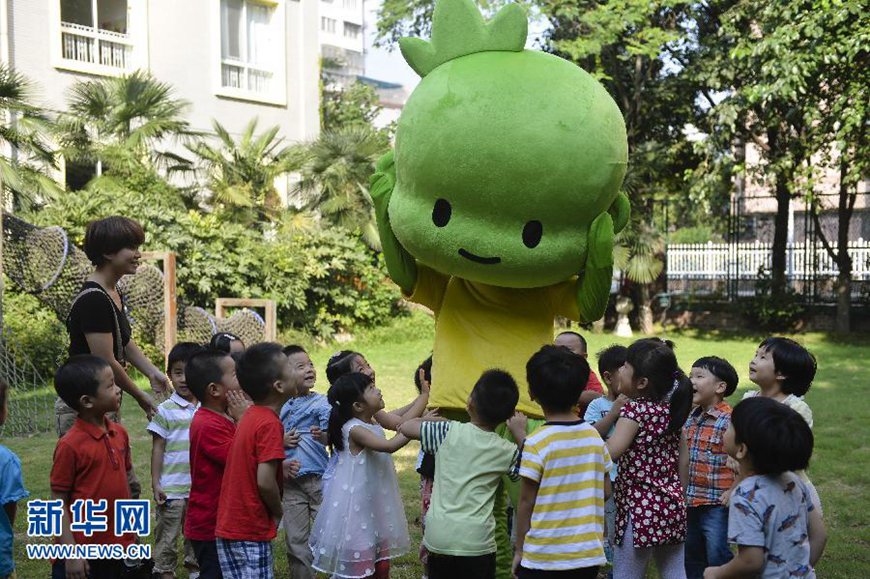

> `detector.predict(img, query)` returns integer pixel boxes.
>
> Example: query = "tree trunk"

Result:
[768,129,791,298]
[639,284,654,335]
[834,157,855,333]
[835,270,851,333]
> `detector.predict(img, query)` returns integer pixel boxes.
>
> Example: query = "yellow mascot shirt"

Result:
[409,265,579,418]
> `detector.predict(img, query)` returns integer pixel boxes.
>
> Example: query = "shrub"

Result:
[1,288,68,378]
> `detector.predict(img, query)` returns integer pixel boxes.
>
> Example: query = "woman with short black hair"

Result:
[57,216,171,437]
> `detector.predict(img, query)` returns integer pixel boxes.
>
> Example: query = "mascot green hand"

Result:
[371,0,629,417]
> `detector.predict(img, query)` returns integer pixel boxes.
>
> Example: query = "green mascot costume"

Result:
[370,0,629,575]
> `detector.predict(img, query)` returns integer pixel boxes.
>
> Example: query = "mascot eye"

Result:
[432,199,452,227]
[522,220,543,248]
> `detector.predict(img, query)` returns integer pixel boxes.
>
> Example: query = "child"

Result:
[554,330,605,414]
[606,338,694,579]
[514,346,612,579]
[310,372,411,578]
[584,344,628,575]
[50,355,135,578]
[148,342,203,579]
[745,337,821,511]
[325,350,430,430]
[278,345,329,579]
[682,356,739,579]
[411,356,435,575]
[704,397,826,578]
[1,378,29,579]
[745,337,815,426]
[400,369,525,579]
[184,349,249,579]
[209,332,245,355]
[215,343,298,579]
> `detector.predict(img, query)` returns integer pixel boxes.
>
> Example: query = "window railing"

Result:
[60,21,132,70]
[221,60,273,95]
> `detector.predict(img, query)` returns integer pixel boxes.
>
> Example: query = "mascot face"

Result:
[388,1,628,289]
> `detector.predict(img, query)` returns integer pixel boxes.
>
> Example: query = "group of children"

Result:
[0,332,827,579]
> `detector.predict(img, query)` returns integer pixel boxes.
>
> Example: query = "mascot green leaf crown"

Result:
[371,0,629,417]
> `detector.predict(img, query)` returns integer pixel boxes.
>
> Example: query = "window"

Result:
[321,17,337,33]
[342,0,357,10]
[343,22,361,40]
[220,0,280,98]
[58,0,132,71]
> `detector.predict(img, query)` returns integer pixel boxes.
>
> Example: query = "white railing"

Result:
[667,239,870,281]
[221,61,273,95]
[60,21,132,70]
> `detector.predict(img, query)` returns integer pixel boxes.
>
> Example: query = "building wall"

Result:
[5,0,320,142]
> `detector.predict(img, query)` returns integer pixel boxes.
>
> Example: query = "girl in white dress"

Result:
[310,372,411,578]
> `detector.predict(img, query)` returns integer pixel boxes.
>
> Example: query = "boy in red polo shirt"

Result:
[215,343,298,579]
[50,355,136,579]
[184,349,250,579]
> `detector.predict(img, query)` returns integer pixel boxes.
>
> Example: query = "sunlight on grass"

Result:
[4,314,869,577]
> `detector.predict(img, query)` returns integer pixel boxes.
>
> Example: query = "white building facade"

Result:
[1,0,321,154]
[318,0,364,84]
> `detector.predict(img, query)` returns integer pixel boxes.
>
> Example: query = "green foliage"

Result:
[740,268,805,332]
[1,288,67,378]
[0,63,60,210]
[186,118,304,228]
[669,225,721,244]
[321,81,384,133]
[54,70,193,172]
[28,183,402,339]
[296,125,390,250]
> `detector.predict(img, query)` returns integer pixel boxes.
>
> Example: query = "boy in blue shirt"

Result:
[0,378,29,579]
[279,345,329,579]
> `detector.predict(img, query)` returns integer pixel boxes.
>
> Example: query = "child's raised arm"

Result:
[350,425,410,454]
[606,417,640,461]
[374,369,431,430]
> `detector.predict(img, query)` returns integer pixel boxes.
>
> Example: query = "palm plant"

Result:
[295,125,389,249]
[613,163,666,334]
[55,70,193,177]
[186,118,305,227]
[0,64,59,209]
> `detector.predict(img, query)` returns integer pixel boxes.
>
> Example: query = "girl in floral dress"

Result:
[606,338,694,579]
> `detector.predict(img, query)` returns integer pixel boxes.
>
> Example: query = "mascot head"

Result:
[388,0,628,288]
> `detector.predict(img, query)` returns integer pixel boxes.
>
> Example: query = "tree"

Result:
[55,70,193,179]
[697,0,867,326]
[0,63,59,210]
[295,125,390,249]
[186,118,305,227]
[796,0,868,332]
[322,80,384,133]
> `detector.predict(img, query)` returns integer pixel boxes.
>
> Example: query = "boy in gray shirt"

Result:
[704,397,826,578]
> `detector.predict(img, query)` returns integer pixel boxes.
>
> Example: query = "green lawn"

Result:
[4,313,870,577]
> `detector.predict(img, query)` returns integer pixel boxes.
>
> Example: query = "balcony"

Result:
[220,60,275,98]
[59,21,133,72]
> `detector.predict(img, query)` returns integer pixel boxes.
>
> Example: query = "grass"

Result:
[4,313,870,577]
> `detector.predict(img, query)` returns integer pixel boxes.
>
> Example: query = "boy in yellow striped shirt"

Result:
[514,345,613,579]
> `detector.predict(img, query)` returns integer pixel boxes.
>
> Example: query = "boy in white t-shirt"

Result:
[148,342,203,579]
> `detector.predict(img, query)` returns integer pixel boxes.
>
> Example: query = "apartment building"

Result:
[1,0,321,171]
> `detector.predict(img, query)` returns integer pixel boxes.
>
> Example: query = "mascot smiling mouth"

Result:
[458,249,501,265]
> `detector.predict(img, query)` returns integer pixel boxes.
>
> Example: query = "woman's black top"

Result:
[66,281,132,362]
